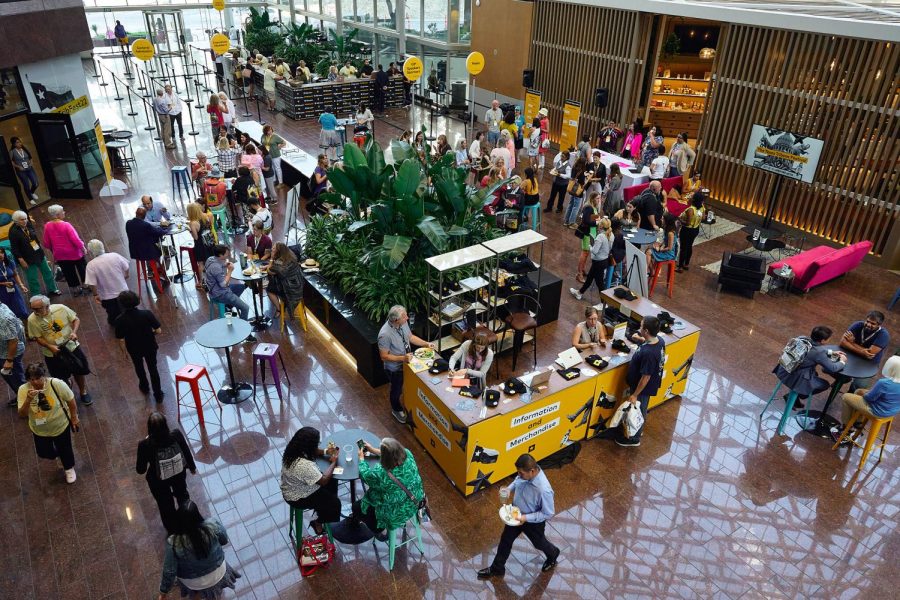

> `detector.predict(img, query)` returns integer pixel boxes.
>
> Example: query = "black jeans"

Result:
[678,226,699,268]
[288,479,342,523]
[58,258,87,288]
[148,473,189,533]
[546,181,568,211]
[490,521,559,572]
[33,426,75,470]
[578,258,608,295]
[100,298,122,326]
[385,368,404,412]
[351,498,380,533]
[130,347,162,394]
[170,112,184,139]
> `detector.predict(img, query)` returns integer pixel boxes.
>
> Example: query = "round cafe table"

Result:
[231,266,270,331]
[623,228,658,246]
[194,318,253,404]
[796,344,879,438]
[162,219,193,284]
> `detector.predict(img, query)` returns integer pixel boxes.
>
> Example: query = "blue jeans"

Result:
[563,195,583,225]
[2,352,25,396]
[214,283,250,320]
[17,167,38,197]
[487,130,500,146]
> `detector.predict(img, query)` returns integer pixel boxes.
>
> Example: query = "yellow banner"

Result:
[93,120,113,184]
[559,100,581,152]
[523,89,541,137]
[52,95,89,117]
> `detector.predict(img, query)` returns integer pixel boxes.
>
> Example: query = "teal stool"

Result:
[760,381,809,435]
[375,513,424,571]
[522,204,542,232]
[210,204,232,243]
[171,166,192,198]
[288,505,333,549]
[209,299,227,320]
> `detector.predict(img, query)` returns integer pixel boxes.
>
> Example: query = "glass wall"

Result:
[322,0,337,18]
[356,0,376,24]
[376,0,397,29]
[449,0,471,43]
[377,34,398,67]
[405,0,422,36]
[423,0,447,41]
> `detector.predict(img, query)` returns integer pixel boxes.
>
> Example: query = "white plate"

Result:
[499,505,522,526]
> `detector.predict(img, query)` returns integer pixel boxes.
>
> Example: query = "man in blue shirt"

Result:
[203,245,254,343]
[140,195,171,229]
[840,310,890,391]
[620,316,666,446]
[477,454,560,579]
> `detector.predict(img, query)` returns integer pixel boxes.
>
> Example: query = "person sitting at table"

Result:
[248,198,273,233]
[125,207,169,287]
[353,438,425,540]
[280,426,341,535]
[645,212,678,271]
[327,64,339,82]
[203,166,227,208]
[216,138,240,178]
[339,60,357,79]
[612,200,640,230]
[246,221,272,262]
[840,310,890,391]
[191,152,210,183]
[266,242,304,323]
[833,355,900,446]
[354,102,374,140]
[295,61,311,83]
[572,306,608,351]
[204,245,253,335]
[773,326,846,410]
[231,166,255,222]
[240,144,264,192]
[141,195,171,229]
[449,332,494,385]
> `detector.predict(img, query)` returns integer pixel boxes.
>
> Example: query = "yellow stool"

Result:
[831,411,894,471]
[279,299,308,333]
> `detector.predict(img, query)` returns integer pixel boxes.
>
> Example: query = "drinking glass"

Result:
[499,487,510,505]
[343,444,354,463]
[752,228,760,240]
[759,236,768,246]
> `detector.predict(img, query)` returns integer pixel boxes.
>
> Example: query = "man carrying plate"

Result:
[378,304,435,424]
[477,453,560,579]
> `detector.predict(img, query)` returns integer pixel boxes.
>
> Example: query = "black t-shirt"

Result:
[361,64,374,76]
[610,232,626,263]
[626,338,666,397]
[115,308,161,354]
[634,190,662,230]
[232,174,254,204]
[136,429,196,483]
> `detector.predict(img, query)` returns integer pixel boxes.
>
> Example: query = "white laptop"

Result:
[520,369,553,390]
[555,347,583,370]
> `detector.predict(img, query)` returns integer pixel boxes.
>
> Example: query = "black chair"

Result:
[718,251,765,298]
[498,293,540,371]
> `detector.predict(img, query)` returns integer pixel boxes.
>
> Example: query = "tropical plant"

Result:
[245,7,275,33]
[660,33,681,60]
[276,22,327,67]
[314,28,368,77]
[244,7,281,56]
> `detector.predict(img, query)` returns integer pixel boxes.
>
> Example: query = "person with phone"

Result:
[353,438,424,541]
[16,362,80,484]
[280,427,341,535]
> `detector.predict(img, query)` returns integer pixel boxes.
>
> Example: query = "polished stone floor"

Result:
[1,55,898,600]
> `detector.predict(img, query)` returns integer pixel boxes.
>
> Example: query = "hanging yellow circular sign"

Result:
[212,0,225,11]
[465,51,485,76]
[210,33,230,55]
[131,39,155,61]
[403,56,423,81]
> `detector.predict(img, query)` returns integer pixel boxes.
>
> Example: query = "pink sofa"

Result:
[623,176,683,202]
[768,241,872,292]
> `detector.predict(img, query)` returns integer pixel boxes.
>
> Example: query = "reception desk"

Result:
[404,286,700,496]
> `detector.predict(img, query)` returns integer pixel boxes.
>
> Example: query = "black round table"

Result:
[194,318,253,404]
[796,344,879,437]
[745,234,786,262]
[624,228,658,246]
[163,220,193,284]
[231,267,270,331]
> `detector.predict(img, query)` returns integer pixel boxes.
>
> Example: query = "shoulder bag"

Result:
[49,379,79,432]
[386,471,431,523]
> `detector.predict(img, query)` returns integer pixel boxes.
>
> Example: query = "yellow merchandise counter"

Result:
[404,287,700,496]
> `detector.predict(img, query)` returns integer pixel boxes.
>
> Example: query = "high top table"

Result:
[194,318,253,404]
[234,120,316,188]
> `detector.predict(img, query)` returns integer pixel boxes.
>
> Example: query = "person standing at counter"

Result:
[378,305,435,425]
[449,332,494,385]
[477,453,560,579]
[261,124,286,185]
[318,107,341,161]
[572,306,608,351]
[618,316,666,447]
[294,61,311,83]
[374,64,389,113]
[263,65,281,111]
[339,60,358,79]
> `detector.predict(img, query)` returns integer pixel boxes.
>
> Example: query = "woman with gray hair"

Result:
[353,438,425,540]
[834,355,900,446]
[42,204,88,296]
[83,239,131,325]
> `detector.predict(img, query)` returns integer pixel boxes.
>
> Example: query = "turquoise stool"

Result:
[760,381,809,435]
[208,299,227,320]
[288,505,333,549]
[375,513,424,571]
[522,204,542,232]
[210,204,232,243]
[171,166,192,198]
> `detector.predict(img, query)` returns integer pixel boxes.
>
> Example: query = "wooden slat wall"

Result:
[531,1,649,146]
[697,25,900,262]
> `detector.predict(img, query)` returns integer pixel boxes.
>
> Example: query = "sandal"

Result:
[309,519,324,535]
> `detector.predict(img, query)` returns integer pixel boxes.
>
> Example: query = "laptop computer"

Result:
[555,347,583,369]
[520,369,552,391]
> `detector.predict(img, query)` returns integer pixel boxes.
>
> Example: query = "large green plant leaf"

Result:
[447,225,469,236]
[434,176,465,215]
[395,160,422,198]
[417,217,449,251]
[327,167,356,199]
[348,220,373,232]
[390,140,416,164]
[366,141,386,175]
[370,203,394,234]
[343,143,368,170]
[380,235,412,269]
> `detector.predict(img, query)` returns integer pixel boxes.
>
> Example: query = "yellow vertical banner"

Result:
[94,120,112,184]
[560,99,581,152]
[523,89,541,137]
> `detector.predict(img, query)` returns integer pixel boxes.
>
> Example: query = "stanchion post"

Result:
[92,58,102,79]
[142,96,156,132]
[255,93,261,122]
[111,70,123,101]
[126,85,139,116]
[241,86,251,118]
[186,95,199,136]
[98,61,109,87]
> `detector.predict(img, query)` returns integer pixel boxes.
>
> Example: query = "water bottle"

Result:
[656,228,664,245]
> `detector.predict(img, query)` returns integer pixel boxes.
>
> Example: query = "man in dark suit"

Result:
[374,64,389,114]
[125,207,169,290]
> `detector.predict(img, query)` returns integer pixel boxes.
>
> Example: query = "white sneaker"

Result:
[31,193,39,200]
[569,287,583,300]
[64,468,77,484]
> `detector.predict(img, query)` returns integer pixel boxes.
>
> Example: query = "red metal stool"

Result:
[649,260,676,298]
[175,364,220,425]
[252,343,291,401]
[136,260,165,300]
[179,245,199,278]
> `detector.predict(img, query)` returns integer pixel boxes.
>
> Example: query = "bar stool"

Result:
[179,245,199,278]
[288,506,334,549]
[174,364,220,426]
[252,342,291,401]
[210,204,231,243]
[521,204,542,232]
[171,166,192,198]
[499,294,540,372]
[648,260,676,298]
[209,299,227,320]
[373,513,424,571]
[760,381,809,435]
[278,299,308,333]
[136,260,164,300]
[832,411,894,471]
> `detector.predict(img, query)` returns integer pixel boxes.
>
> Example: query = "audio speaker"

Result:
[522,69,535,88]
[595,87,608,108]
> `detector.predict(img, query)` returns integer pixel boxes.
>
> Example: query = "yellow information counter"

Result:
[404,287,700,496]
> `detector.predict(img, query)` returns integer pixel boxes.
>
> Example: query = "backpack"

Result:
[155,440,185,480]
[779,336,812,373]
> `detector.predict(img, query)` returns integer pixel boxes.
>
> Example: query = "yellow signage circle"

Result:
[211,33,230,55]
[403,56,423,81]
[212,0,225,10]
[465,51,485,76]
[131,39,155,61]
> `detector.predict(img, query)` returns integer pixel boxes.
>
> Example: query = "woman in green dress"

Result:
[354,438,425,539]
[575,192,602,282]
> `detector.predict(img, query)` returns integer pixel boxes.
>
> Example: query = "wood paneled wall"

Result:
[696,26,900,263]
[470,0,535,100]
[531,1,650,145]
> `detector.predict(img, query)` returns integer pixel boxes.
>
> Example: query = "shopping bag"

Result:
[607,402,629,428]
[624,404,645,439]
[297,534,334,577]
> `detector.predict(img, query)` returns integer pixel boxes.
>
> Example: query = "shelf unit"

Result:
[650,53,716,139]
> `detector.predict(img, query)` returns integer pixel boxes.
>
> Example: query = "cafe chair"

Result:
[288,505,334,548]
[208,299,227,320]
[373,512,424,571]
[759,381,809,436]
[210,204,232,243]
[278,299,308,333]
[170,165,192,198]
[136,260,165,300]
[252,342,291,401]
[175,364,221,426]
[831,411,894,471]
[499,293,540,372]
[648,260,676,298]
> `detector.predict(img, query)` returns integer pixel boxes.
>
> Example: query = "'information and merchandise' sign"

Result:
[743,124,824,184]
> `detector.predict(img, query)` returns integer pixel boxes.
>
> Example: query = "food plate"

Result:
[414,348,435,360]
[242,268,254,276]
[499,505,522,526]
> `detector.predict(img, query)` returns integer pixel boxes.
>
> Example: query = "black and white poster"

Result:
[743,124,824,184]
[19,55,96,136]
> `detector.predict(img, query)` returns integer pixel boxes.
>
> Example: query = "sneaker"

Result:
[64,468,77,484]
[569,287,583,301]
[542,549,560,572]
[49,290,63,297]
[80,393,93,406]
[830,430,852,447]
[392,410,408,424]
[615,438,641,447]
[31,193,39,201]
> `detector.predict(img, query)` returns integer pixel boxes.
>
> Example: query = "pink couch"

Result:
[623,176,683,202]
[768,241,872,292]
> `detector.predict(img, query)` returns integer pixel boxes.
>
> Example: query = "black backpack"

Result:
[155,440,185,480]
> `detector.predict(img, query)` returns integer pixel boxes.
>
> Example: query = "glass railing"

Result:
[83,0,262,7]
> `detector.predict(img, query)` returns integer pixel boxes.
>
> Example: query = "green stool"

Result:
[759,381,808,436]
[376,513,424,570]
[288,505,334,552]
[208,299,227,320]
[522,204,542,232]
[210,204,231,243]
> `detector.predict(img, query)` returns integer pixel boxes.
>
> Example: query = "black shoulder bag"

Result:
[386,471,431,523]
[49,379,79,432]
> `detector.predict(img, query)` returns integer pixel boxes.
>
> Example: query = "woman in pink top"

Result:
[622,123,643,160]
[240,144,265,198]
[43,204,88,296]
[538,108,550,170]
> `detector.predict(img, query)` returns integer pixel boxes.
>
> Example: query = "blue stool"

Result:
[760,381,809,435]
[288,505,333,548]
[210,204,232,243]
[171,166,192,198]
[889,286,900,310]
[208,299,227,320]
[374,513,424,570]
[522,204,542,232]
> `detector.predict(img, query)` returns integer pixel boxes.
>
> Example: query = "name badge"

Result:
[34,418,47,426]
[30,241,40,250]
